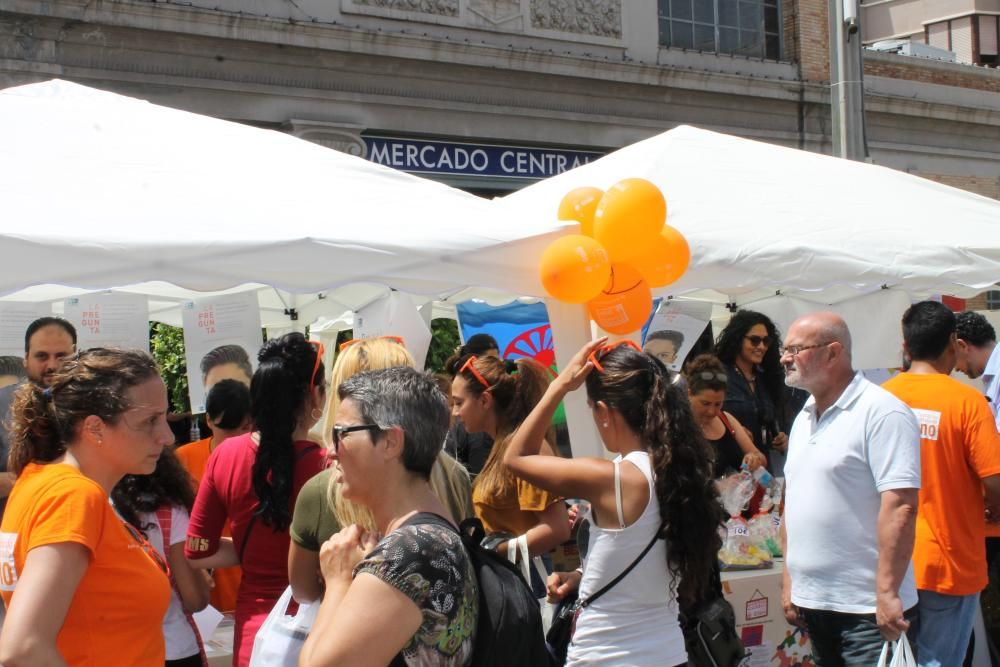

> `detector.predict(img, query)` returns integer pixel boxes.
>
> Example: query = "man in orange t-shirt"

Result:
[882,301,1000,667]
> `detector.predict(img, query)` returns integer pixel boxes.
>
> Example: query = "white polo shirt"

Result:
[784,372,921,614]
[983,343,1000,431]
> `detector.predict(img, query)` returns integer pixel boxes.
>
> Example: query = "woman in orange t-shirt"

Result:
[0,348,174,666]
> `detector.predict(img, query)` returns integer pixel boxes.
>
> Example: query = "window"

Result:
[659,0,781,59]
[986,290,1000,310]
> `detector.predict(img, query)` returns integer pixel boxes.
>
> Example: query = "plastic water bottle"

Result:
[189,418,201,443]
[742,463,773,488]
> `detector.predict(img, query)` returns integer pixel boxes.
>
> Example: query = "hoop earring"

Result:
[311,408,323,420]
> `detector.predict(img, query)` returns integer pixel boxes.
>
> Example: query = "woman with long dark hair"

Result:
[113,448,211,667]
[185,333,326,667]
[714,310,789,470]
[505,339,724,666]
[0,349,174,665]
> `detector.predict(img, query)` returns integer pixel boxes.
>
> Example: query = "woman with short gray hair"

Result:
[300,366,478,667]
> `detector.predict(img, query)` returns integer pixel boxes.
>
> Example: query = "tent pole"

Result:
[545,299,604,460]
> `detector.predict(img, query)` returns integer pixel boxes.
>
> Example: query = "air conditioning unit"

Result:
[869,39,957,61]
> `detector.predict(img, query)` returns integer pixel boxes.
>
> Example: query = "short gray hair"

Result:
[338,366,448,478]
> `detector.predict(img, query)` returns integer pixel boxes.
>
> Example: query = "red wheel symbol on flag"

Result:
[503,325,557,377]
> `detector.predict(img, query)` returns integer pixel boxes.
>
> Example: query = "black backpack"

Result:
[411,514,549,667]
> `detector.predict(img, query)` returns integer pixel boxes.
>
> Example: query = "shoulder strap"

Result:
[580,521,665,610]
[718,411,737,437]
[613,459,626,529]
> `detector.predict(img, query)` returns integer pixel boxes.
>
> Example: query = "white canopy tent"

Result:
[3,81,1000,457]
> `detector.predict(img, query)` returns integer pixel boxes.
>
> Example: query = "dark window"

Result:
[987,290,1000,310]
[659,0,781,58]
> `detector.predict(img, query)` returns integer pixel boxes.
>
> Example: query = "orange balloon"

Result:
[539,235,612,304]
[593,178,667,261]
[587,263,653,335]
[557,187,604,237]
[632,225,691,288]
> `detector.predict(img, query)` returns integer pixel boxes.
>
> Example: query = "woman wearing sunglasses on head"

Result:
[185,333,326,667]
[684,354,767,477]
[505,339,724,666]
[289,336,473,604]
[0,349,175,666]
[450,355,570,580]
[714,310,789,471]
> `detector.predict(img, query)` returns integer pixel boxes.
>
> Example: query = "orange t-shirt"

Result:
[882,373,1000,595]
[175,437,242,613]
[0,463,171,665]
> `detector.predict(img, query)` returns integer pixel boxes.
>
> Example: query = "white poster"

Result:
[64,292,150,352]
[181,291,263,413]
[642,300,713,371]
[0,302,52,357]
[354,292,433,370]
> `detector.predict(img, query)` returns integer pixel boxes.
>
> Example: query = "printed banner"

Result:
[181,292,263,413]
[64,292,150,352]
[0,302,52,357]
[641,300,712,372]
[353,292,433,371]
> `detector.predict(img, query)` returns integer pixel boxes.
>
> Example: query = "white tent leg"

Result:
[545,299,604,460]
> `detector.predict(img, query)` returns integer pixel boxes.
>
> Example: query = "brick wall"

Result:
[918,172,1000,200]
[864,58,1000,93]
[795,0,831,81]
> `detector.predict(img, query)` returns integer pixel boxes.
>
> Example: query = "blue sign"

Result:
[363,136,604,179]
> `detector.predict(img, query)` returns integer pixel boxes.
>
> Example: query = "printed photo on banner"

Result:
[63,292,150,352]
[641,299,712,372]
[181,291,263,413]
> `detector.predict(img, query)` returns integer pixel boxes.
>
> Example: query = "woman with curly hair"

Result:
[112,448,211,666]
[505,339,724,666]
[185,333,326,667]
[0,349,175,666]
[714,310,789,470]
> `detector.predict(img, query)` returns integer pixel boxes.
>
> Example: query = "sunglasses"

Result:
[330,423,381,454]
[693,371,728,382]
[308,340,325,388]
[588,340,642,373]
[122,521,170,576]
[338,335,406,352]
[744,335,773,348]
[459,355,493,390]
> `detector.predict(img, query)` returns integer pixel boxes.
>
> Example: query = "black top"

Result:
[723,364,778,466]
[709,415,745,478]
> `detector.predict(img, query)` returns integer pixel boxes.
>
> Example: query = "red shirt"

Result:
[185,433,324,667]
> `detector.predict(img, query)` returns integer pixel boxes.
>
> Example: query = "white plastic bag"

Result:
[876,631,916,667]
[506,535,553,630]
[249,586,319,667]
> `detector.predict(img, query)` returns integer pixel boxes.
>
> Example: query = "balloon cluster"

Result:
[539,179,690,335]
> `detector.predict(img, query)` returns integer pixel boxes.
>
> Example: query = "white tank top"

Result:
[566,451,687,667]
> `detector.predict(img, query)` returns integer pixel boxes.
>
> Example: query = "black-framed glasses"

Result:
[780,342,831,357]
[331,423,381,453]
[744,335,773,348]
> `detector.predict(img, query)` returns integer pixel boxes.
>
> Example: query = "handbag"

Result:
[876,632,916,667]
[681,595,745,667]
[545,524,664,667]
[248,586,319,667]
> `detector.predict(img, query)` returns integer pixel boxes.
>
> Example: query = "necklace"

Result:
[734,363,757,394]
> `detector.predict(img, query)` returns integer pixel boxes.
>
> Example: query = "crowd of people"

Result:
[0,303,996,666]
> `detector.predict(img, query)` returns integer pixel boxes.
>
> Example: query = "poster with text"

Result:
[0,302,52,357]
[641,300,713,372]
[64,292,150,352]
[353,292,432,371]
[182,291,263,413]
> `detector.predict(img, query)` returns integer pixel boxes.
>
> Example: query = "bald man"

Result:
[780,312,921,665]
